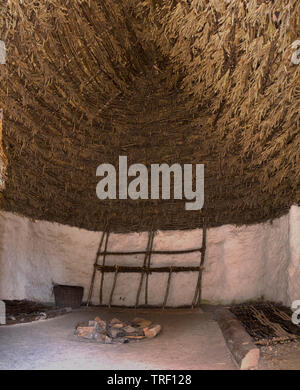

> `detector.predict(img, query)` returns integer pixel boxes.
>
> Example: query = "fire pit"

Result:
[74,316,162,344]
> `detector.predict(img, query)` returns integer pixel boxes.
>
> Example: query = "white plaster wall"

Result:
[287,205,300,305]
[0,207,298,306]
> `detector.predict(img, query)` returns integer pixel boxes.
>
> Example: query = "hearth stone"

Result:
[74,316,162,343]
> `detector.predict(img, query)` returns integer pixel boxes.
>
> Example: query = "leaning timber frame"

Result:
[87,218,207,309]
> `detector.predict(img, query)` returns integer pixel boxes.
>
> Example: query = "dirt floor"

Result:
[0,307,236,370]
[204,303,300,370]
[1,304,300,370]
[258,341,300,370]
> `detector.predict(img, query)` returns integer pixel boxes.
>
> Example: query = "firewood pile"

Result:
[74,316,162,344]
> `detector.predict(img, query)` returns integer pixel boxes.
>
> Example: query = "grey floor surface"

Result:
[0,307,236,370]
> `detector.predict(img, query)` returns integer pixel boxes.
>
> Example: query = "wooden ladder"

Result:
[86,218,207,308]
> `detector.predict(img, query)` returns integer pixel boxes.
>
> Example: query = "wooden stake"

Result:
[145,230,154,305]
[192,217,207,308]
[86,228,106,306]
[0,108,7,191]
[196,220,207,307]
[99,229,110,305]
[163,266,173,309]
[108,265,119,308]
[135,229,152,308]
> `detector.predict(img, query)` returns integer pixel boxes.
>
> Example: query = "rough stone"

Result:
[109,328,125,338]
[125,335,145,340]
[104,335,113,344]
[94,316,106,328]
[110,318,122,324]
[111,323,124,329]
[132,317,152,328]
[123,325,137,334]
[143,324,162,339]
[75,316,162,343]
[75,326,95,339]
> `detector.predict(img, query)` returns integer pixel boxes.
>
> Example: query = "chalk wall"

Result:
[0,206,299,307]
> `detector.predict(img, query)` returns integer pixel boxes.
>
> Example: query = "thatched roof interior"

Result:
[0,0,299,232]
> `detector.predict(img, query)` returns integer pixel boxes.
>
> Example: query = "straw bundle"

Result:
[0,0,298,232]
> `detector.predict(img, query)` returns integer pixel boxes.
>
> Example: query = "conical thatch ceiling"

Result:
[0,0,299,232]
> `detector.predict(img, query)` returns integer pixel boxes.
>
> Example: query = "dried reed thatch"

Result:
[0,0,299,232]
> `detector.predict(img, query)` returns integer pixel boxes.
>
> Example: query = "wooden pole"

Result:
[86,228,106,306]
[145,230,154,305]
[95,247,203,256]
[0,108,7,191]
[108,265,119,308]
[135,229,152,308]
[192,217,207,308]
[99,229,110,305]
[196,219,207,307]
[95,264,204,273]
[162,266,173,309]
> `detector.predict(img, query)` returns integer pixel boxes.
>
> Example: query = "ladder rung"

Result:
[96,247,203,256]
[94,264,204,273]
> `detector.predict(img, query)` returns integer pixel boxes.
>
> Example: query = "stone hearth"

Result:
[74,316,161,344]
